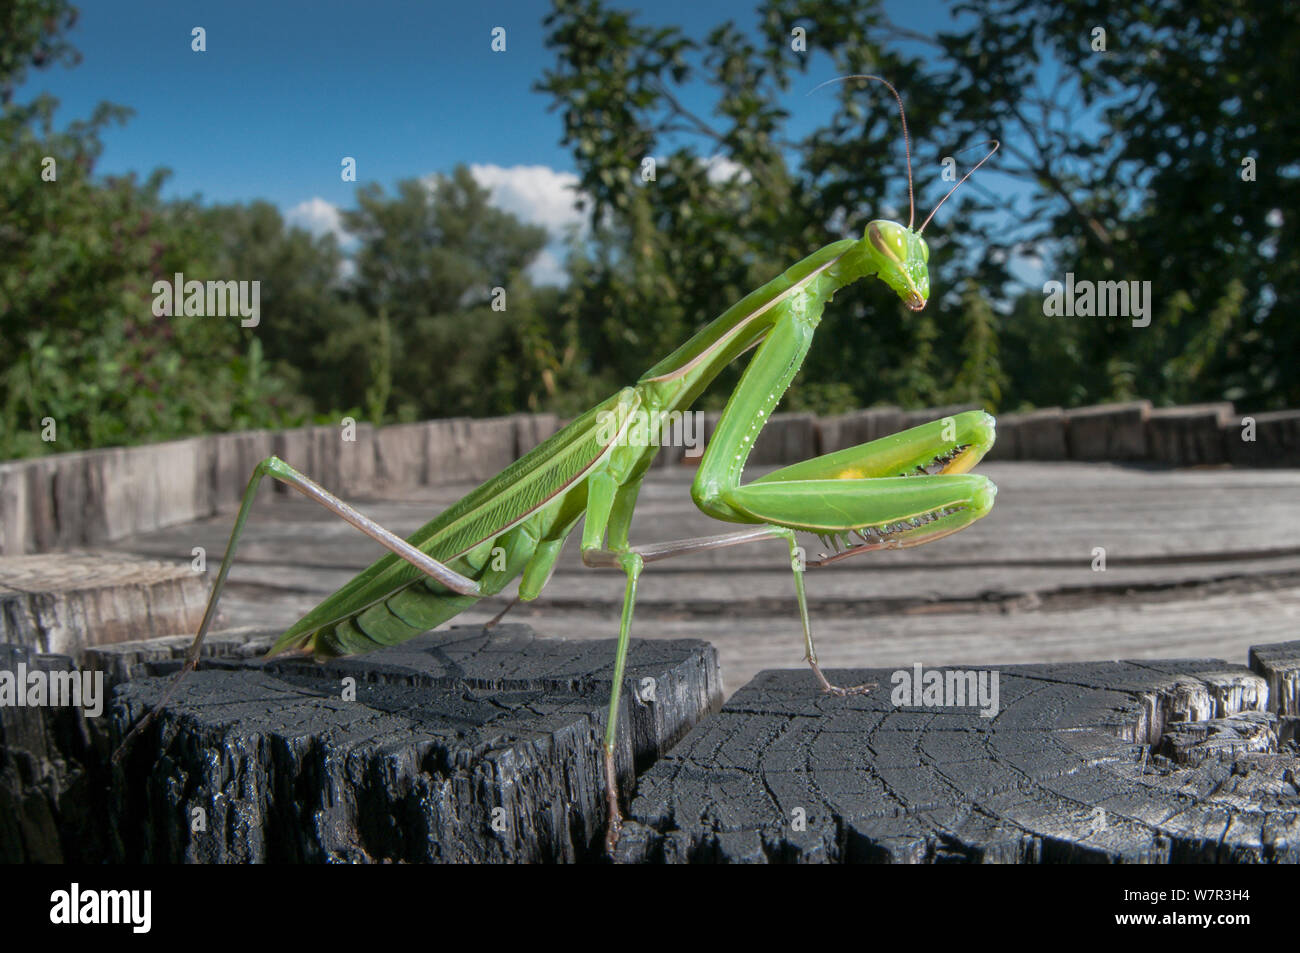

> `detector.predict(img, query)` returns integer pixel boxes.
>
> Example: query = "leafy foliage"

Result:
[342,168,553,419]
[1,0,1293,459]
[0,102,310,456]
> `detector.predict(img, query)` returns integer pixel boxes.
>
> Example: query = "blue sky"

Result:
[22,0,1038,284]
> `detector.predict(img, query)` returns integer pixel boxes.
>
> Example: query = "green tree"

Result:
[538,0,1000,415]
[946,281,1006,410]
[0,1,308,457]
[541,0,1295,415]
[198,201,370,418]
[342,167,551,419]
[936,0,1294,409]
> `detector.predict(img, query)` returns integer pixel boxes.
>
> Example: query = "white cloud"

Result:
[468,164,590,287]
[285,197,353,248]
[288,168,594,288]
[285,198,355,283]
[702,154,751,185]
[468,163,588,240]
[526,247,569,288]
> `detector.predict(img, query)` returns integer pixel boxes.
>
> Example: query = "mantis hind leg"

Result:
[111,454,483,764]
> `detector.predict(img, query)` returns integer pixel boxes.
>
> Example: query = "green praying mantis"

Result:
[115,76,1000,856]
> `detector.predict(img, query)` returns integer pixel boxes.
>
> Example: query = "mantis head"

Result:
[865,220,929,311]
[809,74,1000,315]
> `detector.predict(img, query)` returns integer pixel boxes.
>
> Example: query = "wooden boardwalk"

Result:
[108,461,1300,697]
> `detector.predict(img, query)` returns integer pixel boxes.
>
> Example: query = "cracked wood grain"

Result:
[104,623,721,862]
[615,641,1300,863]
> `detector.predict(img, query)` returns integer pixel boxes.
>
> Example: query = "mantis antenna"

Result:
[808,74,915,229]
[918,139,1000,234]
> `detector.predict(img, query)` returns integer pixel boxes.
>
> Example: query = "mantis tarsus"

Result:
[115,76,1000,857]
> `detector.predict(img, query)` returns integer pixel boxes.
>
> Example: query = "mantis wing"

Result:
[269,388,641,654]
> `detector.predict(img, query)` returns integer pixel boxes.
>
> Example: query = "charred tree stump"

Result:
[0,644,109,862]
[615,642,1300,863]
[106,624,721,863]
[7,622,1298,864]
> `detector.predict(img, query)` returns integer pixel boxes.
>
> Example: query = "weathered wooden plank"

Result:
[153,461,1297,567]
[94,438,212,541]
[698,411,722,462]
[512,412,562,457]
[985,416,1018,460]
[615,650,1298,863]
[503,585,1300,704]
[373,421,429,488]
[107,624,721,862]
[4,403,1299,562]
[15,440,213,550]
[1065,401,1151,461]
[20,454,78,551]
[274,425,339,496]
[145,543,1293,613]
[695,411,818,467]
[426,417,518,484]
[0,462,32,556]
[1147,402,1234,466]
[644,409,710,469]
[900,403,981,430]
[340,420,377,495]
[748,412,818,466]
[993,407,1068,460]
[270,421,376,498]
[208,429,275,513]
[1228,409,1300,468]
[0,553,205,656]
[105,461,1300,696]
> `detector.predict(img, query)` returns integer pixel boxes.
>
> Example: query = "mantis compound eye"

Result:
[867,221,909,263]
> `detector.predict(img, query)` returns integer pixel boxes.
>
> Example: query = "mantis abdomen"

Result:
[268,390,641,657]
[300,529,524,657]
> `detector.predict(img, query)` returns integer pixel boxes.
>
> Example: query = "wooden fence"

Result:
[2,400,1297,557]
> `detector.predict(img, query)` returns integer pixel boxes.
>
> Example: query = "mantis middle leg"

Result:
[579,463,829,854]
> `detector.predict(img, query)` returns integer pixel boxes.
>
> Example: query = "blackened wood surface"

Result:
[614,642,1300,863]
[0,644,108,862]
[106,624,720,862]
